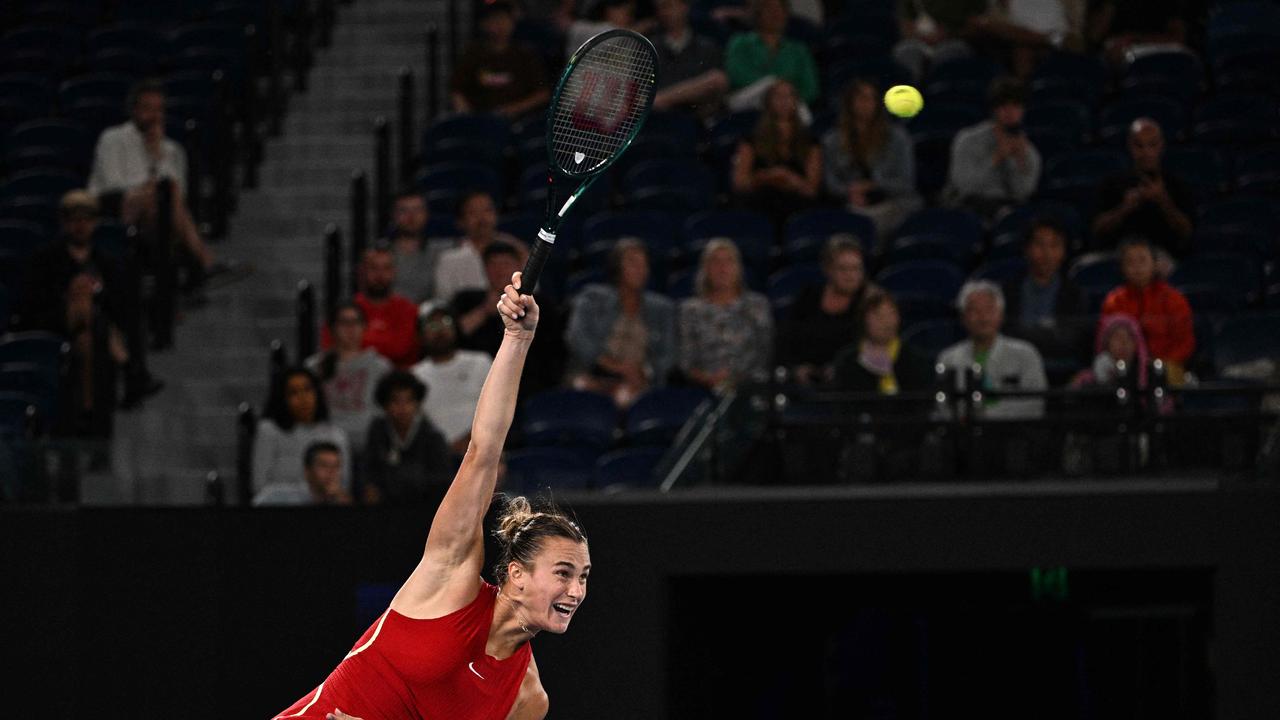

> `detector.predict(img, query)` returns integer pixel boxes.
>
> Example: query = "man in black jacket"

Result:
[1000,215,1088,378]
[20,190,162,433]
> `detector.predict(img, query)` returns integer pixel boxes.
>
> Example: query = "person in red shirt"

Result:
[275,274,586,720]
[324,243,421,368]
[1100,236,1195,384]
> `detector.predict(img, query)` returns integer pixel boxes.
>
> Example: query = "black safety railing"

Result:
[349,171,369,294]
[425,24,440,125]
[235,401,257,505]
[374,116,391,233]
[398,66,416,187]
[151,178,175,351]
[296,280,317,361]
[324,223,343,322]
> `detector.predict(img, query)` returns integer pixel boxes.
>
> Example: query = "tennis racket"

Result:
[519,29,659,294]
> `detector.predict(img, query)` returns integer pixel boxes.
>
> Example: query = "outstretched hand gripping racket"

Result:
[519,29,659,294]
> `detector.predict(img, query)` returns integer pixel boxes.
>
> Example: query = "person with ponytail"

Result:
[274,272,588,720]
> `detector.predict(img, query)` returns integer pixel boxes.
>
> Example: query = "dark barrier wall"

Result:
[4,479,1279,718]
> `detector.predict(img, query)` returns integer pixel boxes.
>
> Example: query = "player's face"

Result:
[522,537,590,634]
[286,374,318,424]
[962,290,1002,344]
[1121,245,1156,288]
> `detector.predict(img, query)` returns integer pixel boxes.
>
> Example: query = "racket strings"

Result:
[550,36,655,175]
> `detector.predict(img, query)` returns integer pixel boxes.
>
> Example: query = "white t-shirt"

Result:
[88,121,189,196]
[411,350,493,443]
[432,233,524,304]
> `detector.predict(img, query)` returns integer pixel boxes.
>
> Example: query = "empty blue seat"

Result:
[0,219,47,259]
[421,113,511,158]
[875,260,964,301]
[626,386,711,445]
[1235,145,1280,195]
[0,24,83,68]
[87,23,170,58]
[583,209,679,249]
[923,56,1001,105]
[1170,252,1261,308]
[505,447,594,494]
[1199,196,1279,236]
[58,72,134,112]
[1163,145,1229,200]
[169,22,247,55]
[0,391,40,437]
[1067,253,1121,310]
[61,97,127,136]
[595,447,667,490]
[767,263,825,306]
[895,292,956,327]
[1025,100,1091,144]
[1193,93,1279,144]
[637,111,700,152]
[1213,312,1280,375]
[1096,95,1187,144]
[622,159,714,212]
[1209,2,1280,43]
[521,389,618,449]
[0,73,54,113]
[971,256,1028,284]
[0,169,81,205]
[416,162,503,214]
[1030,51,1106,105]
[684,208,773,244]
[902,318,964,360]
[896,207,983,249]
[0,362,58,421]
[784,208,874,248]
[886,233,976,267]
[0,331,66,368]
[6,119,90,175]
[1121,50,1205,102]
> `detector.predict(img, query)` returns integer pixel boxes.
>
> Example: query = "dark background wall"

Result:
[4,479,1279,719]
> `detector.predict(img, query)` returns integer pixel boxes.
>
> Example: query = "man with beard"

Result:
[20,192,164,436]
[411,303,493,457]
[432,191,525,304]
[325,243,421,368]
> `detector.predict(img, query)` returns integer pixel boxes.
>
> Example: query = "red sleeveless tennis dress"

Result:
[273,580,532,720]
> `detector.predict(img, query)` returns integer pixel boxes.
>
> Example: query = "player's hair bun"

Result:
[495,496,539,546]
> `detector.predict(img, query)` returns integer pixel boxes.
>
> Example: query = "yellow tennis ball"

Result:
[884,85,924,118]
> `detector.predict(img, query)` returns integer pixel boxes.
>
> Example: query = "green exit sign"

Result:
[1030,566,1069,602]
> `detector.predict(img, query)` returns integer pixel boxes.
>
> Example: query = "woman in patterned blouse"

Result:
[677,238,774,391]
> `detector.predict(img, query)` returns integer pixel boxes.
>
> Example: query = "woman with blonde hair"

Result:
[821,78,921,243]
[678,238,774,390]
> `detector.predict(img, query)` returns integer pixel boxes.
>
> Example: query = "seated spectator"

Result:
[253,442,353,506]
[363,371,453,505]
[450,0,550,119]
[324,243,421,368]
[650,0,729,116]
[970,0,1084,77]
[1001,216,1087,364]
[1089,0,1188,68]
[412,303,493,456]
[893,0,981,82]
[305,302,392,451]
[1070,313,1150,390]
[725,0,819,112]
[433,191,526,303]
[1091,118,1193,265]
[778,235,869,385]
[678,239,774,391]
[566,239,676,407]
[832,287,935,394]
[19,191,162,435]
[565,0,649,58]
[387,190,450,302]
[944,77,1041,220]
[731,80,823,227]
[822,79,922,244]
[253,367,351,503]
[938,280,1048,419]
[1100,236,1194,384]
[86,79,237,293]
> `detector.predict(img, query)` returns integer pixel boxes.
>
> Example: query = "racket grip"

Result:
[519,237,553,295]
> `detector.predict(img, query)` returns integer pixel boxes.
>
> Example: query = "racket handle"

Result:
[519,237,553,295]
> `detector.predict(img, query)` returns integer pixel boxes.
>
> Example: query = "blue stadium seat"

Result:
[827,56,912,99]
[0,285,9,333]
[0,169,81,206]
[1208,2,1280,44]
[896,207,983,250]
[1170,252,1261,308]
[971,256,1028,284]
[505,447,594,494]
[784,208,875,249]
[1121,50,1205,103]
[0,24,82,74]
[1163,145,1229,200]
[638,111,700,152]
[521,389,618,450]
[1192,228,1277,266]
[0,96,47,138]
[767,263,825,306]
[7,118,92,175]
[1177,283,1235,314]
[421,113,511,160]
[1193,93,1279,144]
[0,362,58,421]
[902,318,964,360]
[595,447,667,490]
[1210,34,1280,94]
[1198,196,1279,236]
[86,23,171,59]
[625,386,711,445]
[895,292,956,327]
[923,56,1001,106]
[58,72,134,113]
[1096,95,1187,144]
[1039,148,1128,213]
[169,22,247,58]
[61,97,127,137]
[683,209,774,270]
[1025,100,1090,145]
[621,159,714,212]
[1029,51,1106,105]
[496,211,540,243]
[1213,312,1280,375]
[1067,252,1120,310]
[0,331,66,368]
[0,391,40,438]
[416,162,503,214]
[0,219,47,260]
[885,233,976,267]
[875,260,964,302]
[0,73,55,114]
[665,266,696,299]
[1235,145,1280,195]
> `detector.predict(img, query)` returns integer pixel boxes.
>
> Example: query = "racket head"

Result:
[545,29,659,179]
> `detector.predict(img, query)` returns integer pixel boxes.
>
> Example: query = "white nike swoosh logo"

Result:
[468,661,485,680]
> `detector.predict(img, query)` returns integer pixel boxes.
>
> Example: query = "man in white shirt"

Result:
[87,79,236,288]
[937,280,1048,420]
[411,303,493,455]
[432,190,524,304]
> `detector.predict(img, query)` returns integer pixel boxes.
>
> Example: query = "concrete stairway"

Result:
[91,0,453,504]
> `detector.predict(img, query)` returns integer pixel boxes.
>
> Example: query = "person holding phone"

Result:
[1091,118,1194,264]
[944,76,1041,220]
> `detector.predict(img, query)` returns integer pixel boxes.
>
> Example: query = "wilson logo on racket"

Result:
[569,71,640,138]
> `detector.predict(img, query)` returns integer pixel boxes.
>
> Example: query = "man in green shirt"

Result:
[725,0,820,107]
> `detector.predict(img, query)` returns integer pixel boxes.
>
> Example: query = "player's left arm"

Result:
[506,654,549,720]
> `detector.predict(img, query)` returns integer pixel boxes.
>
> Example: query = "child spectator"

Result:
[1100,236,1194,384]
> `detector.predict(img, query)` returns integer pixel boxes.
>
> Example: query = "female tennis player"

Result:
[274,273,589,720]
